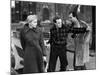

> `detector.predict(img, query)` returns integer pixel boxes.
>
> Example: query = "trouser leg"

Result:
[48,46,58,72]
[59,47,68,71]
[81,64,86,70]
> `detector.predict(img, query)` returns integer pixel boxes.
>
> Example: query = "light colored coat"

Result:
[74,26,91,66]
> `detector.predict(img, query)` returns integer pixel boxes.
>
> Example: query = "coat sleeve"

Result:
[47,29,53,44]
[39,32,47,56]
[20,29,25,51]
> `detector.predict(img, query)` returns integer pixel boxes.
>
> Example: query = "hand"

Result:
[46,41,50,44]
[71,34,76,38]
[43,56,46,61]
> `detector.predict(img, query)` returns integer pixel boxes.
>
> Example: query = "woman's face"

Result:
[29,19,37,28]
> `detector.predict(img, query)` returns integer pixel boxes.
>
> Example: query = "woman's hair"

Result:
[26,15,38,23]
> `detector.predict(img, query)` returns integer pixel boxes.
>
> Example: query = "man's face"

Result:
[55,19,62,28]
[68,13,73,20]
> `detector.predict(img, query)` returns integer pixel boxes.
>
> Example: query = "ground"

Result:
[11,36,96,72]
[46,47,96,71]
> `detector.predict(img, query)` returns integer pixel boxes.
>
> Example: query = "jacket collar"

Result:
[24,24,38,33]
[53,23,65,30]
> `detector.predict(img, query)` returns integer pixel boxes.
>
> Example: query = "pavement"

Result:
[46,47,96,71]
[11,36,96,72]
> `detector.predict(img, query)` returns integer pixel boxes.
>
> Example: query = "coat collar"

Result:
[24,23,38,33]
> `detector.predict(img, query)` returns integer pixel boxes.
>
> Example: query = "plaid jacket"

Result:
[48,24,87,46]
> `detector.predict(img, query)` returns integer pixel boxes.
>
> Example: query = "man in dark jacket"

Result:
[47,16,87,72]
[47,16,69,72]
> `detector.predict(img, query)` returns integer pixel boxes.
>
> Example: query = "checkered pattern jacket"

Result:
[48,24,86,46]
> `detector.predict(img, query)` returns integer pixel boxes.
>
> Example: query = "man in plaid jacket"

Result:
[47,16,87,72]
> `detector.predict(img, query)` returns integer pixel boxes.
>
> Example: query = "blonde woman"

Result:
[20,15,46,73]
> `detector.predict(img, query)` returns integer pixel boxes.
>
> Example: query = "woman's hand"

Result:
[43,56,46,61]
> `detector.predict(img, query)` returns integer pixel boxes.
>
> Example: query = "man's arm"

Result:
[70,27,87,33]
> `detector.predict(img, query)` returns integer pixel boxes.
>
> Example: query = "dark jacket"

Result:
[48,24,69,46]
[20,24,46,73]
[48,24,87,46]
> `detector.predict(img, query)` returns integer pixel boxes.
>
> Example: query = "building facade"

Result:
[11,0,96,50]
[11,1,93,23]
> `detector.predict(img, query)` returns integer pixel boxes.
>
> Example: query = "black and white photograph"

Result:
[10,0,96,75]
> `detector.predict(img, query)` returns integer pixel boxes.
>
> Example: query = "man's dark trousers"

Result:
[48,44,68,72]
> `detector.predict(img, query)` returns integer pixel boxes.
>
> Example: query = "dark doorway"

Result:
[22,12,28,21]
[42,8,50,21]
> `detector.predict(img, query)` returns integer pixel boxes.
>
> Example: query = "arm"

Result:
[71,27,87,38]
[80,20,89,26]
[20,29,25,51]
[71,27,87,33]
[39,32,47,56]
[65,26,87,34]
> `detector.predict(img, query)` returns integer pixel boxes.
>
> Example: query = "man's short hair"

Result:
[53,16,61,23]
[69,11,79,20]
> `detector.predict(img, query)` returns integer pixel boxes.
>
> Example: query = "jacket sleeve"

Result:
[68,27,87,33]
[67,27,87,38]
[39,32,47,56]
[20,29,25,51]
[72,27,87,33]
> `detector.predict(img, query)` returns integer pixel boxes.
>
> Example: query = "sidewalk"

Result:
[46,48,96,71]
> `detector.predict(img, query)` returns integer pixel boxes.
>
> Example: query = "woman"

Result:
[20,15,46,73]
[68,12,91,70]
